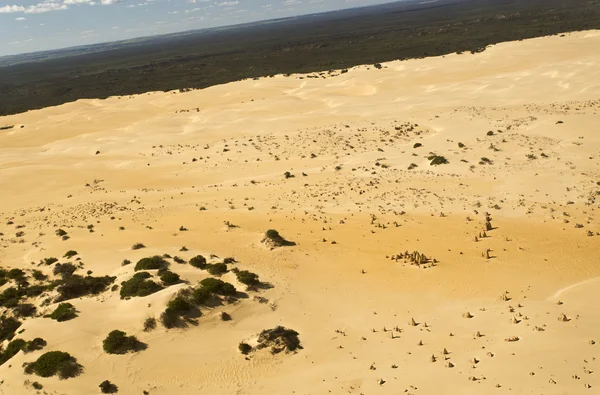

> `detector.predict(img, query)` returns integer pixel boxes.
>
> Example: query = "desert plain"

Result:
[0,30,599,394]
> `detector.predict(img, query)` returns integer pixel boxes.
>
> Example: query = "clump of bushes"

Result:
[159,270,180,285]
[189,255,207,269]
[24,351,82,379]
[199,278,236,295]
[43,257,59,265]
[131,243,145,250]
[143,317,156,332]
[238,342,252,355]
[32,270,47,281]
[99,380,118,393]
[263,229,295,247]
[206,263,228,275]
[0,338,26,365]
[428,154,449,166]
[53,262,77,278]
[63,250,78,259]
[160,291,200,329]
[0,317,21,341]
[7,268,25,280]
[102,330,141,354]
[23,338,47,353]
[256,326,302,354]
[14,303,37,318]
[55,229,68,237]
[134,256,168,271]
[236,270,260,286]
[120,272,162,298]
[54,274,116,302]
[48,303,77,322]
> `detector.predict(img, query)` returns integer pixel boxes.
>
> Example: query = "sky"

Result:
[0,0,394,56]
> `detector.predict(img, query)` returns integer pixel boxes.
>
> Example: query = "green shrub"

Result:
[55,229,67,237]
[173,256,186,264]
[236,270,260,286]
[23,338,47,353]
[134,256,168,271]
[24,351,81,379]
[160,308,180,329]
[131,243,145,250]
[206,263,228,275]
[238,342,252,355]
[7,268,25,280]
[265,229,280,240]
[32,382,43,390]
[428,155,449,166]
[191,287,212,304]
[54,274,116,302]
[160,271,180,285]
[0,338,26,365]
[63,250,78,259]
[0,287,22,307]
[167,296,192,314]
[43,257,59,265]
[32,270,47,281]
[143,317,156,332]
[14,303,37,317]
[25,285,47,297]
[199,278,236,295]
[0,317,21,341]
[49,303,77,322]
[120,273,162,298]
[189,255,207,269]
[53,263,77,277]
[257,326,302,353]
[99,380,118,393]
[121,259,131,266]
[102,330,140,354]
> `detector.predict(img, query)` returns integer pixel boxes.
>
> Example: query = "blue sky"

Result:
[0,0,393,56]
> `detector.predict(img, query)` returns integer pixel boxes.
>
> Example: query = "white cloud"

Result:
[25,2,68,14]
[0,5,26,13]
[63,0,94,4]
[215,1,238,6]
[15,16,26,20]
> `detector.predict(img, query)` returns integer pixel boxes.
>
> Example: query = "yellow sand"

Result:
[0,30,599,394]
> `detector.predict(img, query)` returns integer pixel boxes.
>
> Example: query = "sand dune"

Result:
[0,31,599,394]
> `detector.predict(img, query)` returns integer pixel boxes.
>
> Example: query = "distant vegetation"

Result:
[134,256,168,271]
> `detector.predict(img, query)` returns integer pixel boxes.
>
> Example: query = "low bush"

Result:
[428,155,449,166]
[189,255,207,269]
[25,285,47,298]
[238,342,252,355]
[55,229,67,237]
[120,272,163,298]
[53,263,77,278]
[48,303,77,322]
[54,274,116,302]
[257,326,302,354]
[121,259,131,266]
[102,330,140,354]
[206,263,228,275]
[191,287,212,304]
[43,257,59,265]
[143,317,156,332]
[134,256,168,271]
[99,380,118,393]
[7,268,25,280]
[23,338,47,353]
[159,271,180,285]
[0,338,26,365]
[32,270,47,281]
[199,278,236,296]
[131,243,145,250]
[160,308,180,329]
[63,250,78,259]
[173,256,185,264]
[236,270,260,286]
[0,317,21,341]
[24,351,82,379]
[14,303,37,317]
[167,296,192,314]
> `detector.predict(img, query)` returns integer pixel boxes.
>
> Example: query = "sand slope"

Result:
[0,31,599,394]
